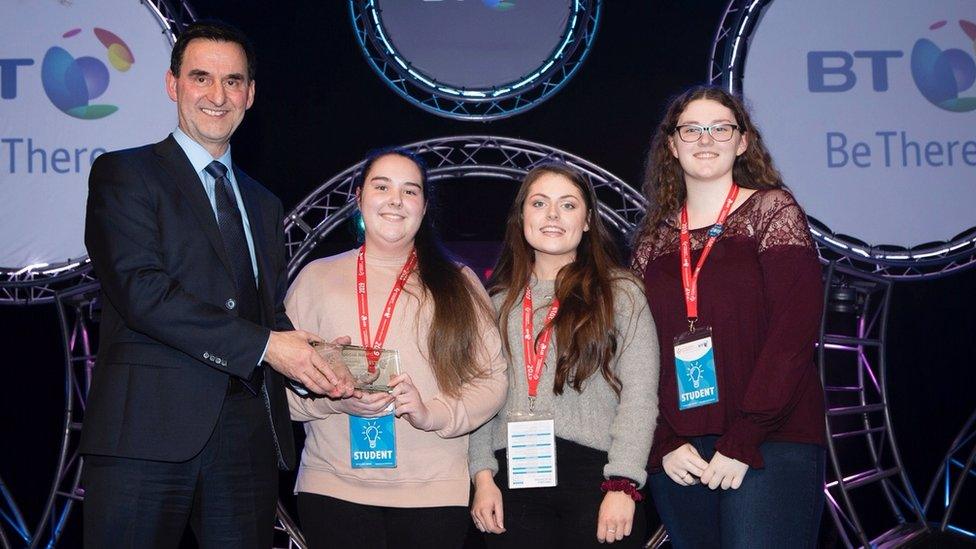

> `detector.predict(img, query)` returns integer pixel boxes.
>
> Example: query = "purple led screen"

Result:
[375,0,572,89]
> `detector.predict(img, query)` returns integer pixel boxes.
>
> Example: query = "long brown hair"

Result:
[356,148,492,398]
[490,163,627,396]
[634,85,784,246]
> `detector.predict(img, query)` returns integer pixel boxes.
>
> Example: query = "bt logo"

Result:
[912,19,976,112]
[807,50,902,93]
[807,19,976,113]
[0,27,134,120]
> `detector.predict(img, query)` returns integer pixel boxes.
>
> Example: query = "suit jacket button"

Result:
[226,299,236,310]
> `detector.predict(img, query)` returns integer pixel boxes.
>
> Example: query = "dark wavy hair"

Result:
[355,147,491,398]
[171,19,256,80]
[633,85,783,245]
[490,163,630,397]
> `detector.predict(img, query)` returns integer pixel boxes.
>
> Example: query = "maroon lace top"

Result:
[632,188,826,470]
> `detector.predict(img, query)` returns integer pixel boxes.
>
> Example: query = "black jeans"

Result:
[297,492,470,549]
[82,388,278,549]
[649,435,825,549]
[484,438,646,549]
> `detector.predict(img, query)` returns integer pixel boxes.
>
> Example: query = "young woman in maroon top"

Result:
[631,86,826,547]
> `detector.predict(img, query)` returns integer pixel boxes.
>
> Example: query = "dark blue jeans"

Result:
[649,436,825,549]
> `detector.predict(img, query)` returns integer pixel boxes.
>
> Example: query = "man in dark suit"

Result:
[81,21,352,548]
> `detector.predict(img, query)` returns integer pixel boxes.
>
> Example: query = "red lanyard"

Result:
[679,183,739,329]
[356,246,418,372]
[521,286,559,398]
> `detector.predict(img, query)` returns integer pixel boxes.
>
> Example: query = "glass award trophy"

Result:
[337,345,401,393]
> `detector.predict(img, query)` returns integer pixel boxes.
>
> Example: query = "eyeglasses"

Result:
[673,124,740,143]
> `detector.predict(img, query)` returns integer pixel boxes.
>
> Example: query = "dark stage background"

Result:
[2,1,974,546]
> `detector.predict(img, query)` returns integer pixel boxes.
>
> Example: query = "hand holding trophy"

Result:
[306,336,358,398]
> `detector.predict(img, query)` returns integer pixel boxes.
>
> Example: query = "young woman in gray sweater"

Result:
[468,163,660,547]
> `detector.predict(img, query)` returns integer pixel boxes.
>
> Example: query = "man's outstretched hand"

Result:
[265,331,356,398]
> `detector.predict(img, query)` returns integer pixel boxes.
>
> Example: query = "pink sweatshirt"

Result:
[285,248,507,507]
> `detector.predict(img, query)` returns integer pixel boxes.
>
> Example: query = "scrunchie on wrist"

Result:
[600,477,644,502]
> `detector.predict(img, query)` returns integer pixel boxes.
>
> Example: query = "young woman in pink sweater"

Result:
[285,148,508,548]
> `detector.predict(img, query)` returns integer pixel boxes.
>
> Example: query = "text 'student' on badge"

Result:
[335,344,401,393]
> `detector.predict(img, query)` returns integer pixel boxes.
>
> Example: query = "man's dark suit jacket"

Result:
[81,135,296,469]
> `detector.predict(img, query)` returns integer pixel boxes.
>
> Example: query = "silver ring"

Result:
[608,528,617,532]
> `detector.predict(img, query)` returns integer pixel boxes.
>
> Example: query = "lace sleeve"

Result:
[754,190,815,254]
[630,231,654,277]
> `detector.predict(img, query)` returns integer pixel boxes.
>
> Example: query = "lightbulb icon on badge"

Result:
[363,421,382,449]
[686,361,704,389]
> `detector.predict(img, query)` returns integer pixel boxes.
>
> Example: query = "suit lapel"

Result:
[153,136,236,279]
[235,167,273,325]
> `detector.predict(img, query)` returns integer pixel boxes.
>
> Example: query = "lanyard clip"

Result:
[528,397,536,413]
[688,318,698,333]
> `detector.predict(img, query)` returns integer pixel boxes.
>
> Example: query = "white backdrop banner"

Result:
[0,0,176,271]
[743,0,976,249]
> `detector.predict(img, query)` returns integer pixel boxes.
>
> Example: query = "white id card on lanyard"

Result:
[506,410,556,489]
[508,286,559,489]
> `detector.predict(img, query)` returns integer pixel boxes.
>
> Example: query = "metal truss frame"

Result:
[284,135,645,273]
[0,282,306,549]
[708,0,976,280]
[0,264,97,308]
[645,525,669,548]
[142,0,196,42]
[0,0,196,306]
[273,502,307,549]
[818,262,927,548]
[0,281,97,549]
[349,0,601,121]
[923,406,976,539]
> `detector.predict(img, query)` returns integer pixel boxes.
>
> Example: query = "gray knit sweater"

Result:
[467,275,660,487]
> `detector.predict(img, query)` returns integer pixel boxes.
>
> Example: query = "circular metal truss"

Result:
[818,263,927,548]
[0,282,307,549]
[0,264,97,308]
[284,135,645,271]
[923,406,976,540]
[0,0,196,306]
[349,0,601,122]
[708,0,976,280]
